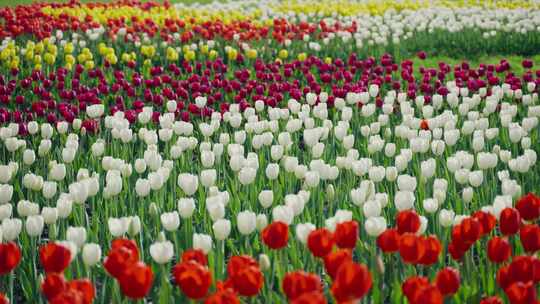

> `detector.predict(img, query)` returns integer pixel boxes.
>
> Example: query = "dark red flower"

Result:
[515,193,540,221]
[377,228,400,253]
[487,237,512,263]
[519,224,540,253]
[41,273,67,301]
[331,262,372,302]
[39,243,72,273]
[307,228,335,258]
[261,221,289,249]
[505,281,537,304]
[435,267,460,296]
[334,220,358,249]
[0,242,21,274]
[500,208,521,236]
[508,256,535,284]
[459,217,482,242]
[119,261,154,299]
[418,235,442,265]
[472,211,497,236]
[396,210,421,234]
[172,260,212,299]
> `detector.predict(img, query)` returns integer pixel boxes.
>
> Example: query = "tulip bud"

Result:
[213,219,231,241]
[258,254,271,271]
[258,190,274,209]
[128,216,141,237]
[66,226,87,247]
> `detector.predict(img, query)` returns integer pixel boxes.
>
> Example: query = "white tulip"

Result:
[82,243,102,266]
[213,219,231,241]
[258,190,274,209]
[364,216,386,237]
[150,240,174,264]
[25,215,44,237]
[295,223,316,244]
[67,226,87,247]
[237,211,257,235]
[193,233,212,254]
[272,205,294,225]
[161,211,180,231]
[438,209,455,227]
[177,173,199,196]
[178,198,196,219]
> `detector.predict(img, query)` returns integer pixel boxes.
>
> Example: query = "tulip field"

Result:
[2,0,540,303]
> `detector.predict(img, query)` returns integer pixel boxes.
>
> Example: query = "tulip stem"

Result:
[8,271,13,304]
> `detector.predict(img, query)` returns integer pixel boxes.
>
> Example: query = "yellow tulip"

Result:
[278,49,288,60]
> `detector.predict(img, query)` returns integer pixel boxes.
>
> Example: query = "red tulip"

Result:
[261,221,289,249]
[377,228,400,253]
[515,193,540,221]
[204,289,239,304]
[500,208,521,236]
[39,243,72,273]
[508,256,535,284]
[227,255,259,279]
[0,242,21,274]
[230,263,264,297]
[111,238,139,260]
[519,224,540,253]
[104,246,138,279]
[323,249,353,280]
[68,279,95,304]
[42,273,67,301]
[181,248,207,266]
[398,233,425,264]
[435,267,460,296]
[497,266,512,289]
[0,293,7,304]
[307,228,335,258]
[282,271,322,300]
[459,217,482,242]
[334,220,358,249]
[487,237,512,263]
[291,290,327,304]
[505,281,537,304]
[418,235,442,265]
[413,284,443,304]
[396,210,421,234]
[50,288,85,304]
[331,262,372,302]
[480,296,503,304]
[172,260,212,299]
[402,276,429,301]
[418,51,427,60]
[119,261,154,299]
[472,211,496,236]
